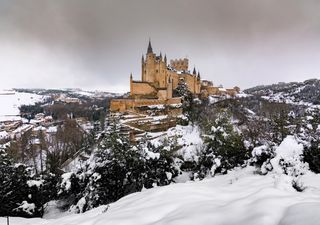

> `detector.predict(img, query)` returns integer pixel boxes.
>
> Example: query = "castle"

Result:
[110,41,240,114]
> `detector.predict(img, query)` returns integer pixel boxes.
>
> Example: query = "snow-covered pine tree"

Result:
[71,118,145,213]
[0,149,44,217]
[197,109,249,178]
[139,140,178,188]
[0,148,14,216]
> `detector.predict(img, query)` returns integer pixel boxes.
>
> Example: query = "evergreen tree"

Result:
[70,119,145,213]
[173,79,190,98]
[140,140,178,188]
[0,149,45,217]
[197,109,249,178]
[303,140,320,173]
[173,79,197,123]
[0,149,14,215]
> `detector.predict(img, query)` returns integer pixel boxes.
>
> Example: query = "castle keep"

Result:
[110,41,240,113]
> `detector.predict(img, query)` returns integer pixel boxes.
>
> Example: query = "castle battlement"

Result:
[170,58,189,71]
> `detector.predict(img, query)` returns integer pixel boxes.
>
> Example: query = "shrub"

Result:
[303,141,320,173]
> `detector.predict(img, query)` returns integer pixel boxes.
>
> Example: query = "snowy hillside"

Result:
[1,82,320,225]
[0,90,46,121]
[13,88,123,99]
[245,79,320,105]
[1,166,320,225]
[2,135,320,225]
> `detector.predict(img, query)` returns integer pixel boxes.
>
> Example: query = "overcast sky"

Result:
[0,0,319,92]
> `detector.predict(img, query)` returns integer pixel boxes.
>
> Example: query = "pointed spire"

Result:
[164,54,167,64]
[197,71,201,80]
[160,52,162,59]
[142,54,144,63]
[193,67,196,75]
[130,72,133,80]
[147,38,153,54]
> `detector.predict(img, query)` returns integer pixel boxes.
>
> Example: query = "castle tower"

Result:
[197,71,201,94]
[167,77,173,99]
[147,39,153,54]
[142,39,156,83]
[130,73,133,95]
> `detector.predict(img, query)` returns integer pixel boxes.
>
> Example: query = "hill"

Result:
[244,79,320,105]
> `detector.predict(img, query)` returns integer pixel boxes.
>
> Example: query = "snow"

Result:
[236,93,251,98]
[33,126,46,131]
[208,95,220,104]
[278,203,320,225]
[73,90,94,97]
[245,108,256,115]
[306,116,314,121]
[165,172,172,180]
[210,158,221,175]
[274,136,303,159]
[144,148,160,160]
[164,125,203,162]
[0,130,9,140]
[3,167,320,225]
[151,115,168,121]
[147,104,165,110]
[27,180,43,188]
[47,126,58,133]
[59,172,73,192]
[14,201,36,215]
[270,135,307,176]
[0,90,46,121]
[252,145,269,157]
[169,103,182,108]
[43,201,71,219]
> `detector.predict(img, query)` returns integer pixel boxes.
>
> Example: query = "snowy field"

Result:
[1,166,320,225]
[0,90,45,121]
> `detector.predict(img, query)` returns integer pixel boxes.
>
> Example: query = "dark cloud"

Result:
[0,0,320,91]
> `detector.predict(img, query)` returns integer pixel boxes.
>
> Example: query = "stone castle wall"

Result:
[130,81,157,97]
[110,97,182,113]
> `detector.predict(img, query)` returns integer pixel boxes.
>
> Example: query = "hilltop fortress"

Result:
[110,41,240,114]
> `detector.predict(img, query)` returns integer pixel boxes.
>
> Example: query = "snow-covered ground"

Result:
[0,90,46,121]
[1,166,320,225]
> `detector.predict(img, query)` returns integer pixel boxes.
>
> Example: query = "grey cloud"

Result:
[0,0,319,91]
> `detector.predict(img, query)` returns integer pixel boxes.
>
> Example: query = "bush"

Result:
[59,120,145,213]
[250,144,275,174]
[0,149,51,217]
[142,142,178,188]
[196,109,250,178]
[303,141,320,173]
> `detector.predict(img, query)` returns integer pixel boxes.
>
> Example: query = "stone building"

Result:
[110,41,240,113]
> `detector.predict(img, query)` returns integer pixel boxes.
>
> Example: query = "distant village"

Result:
[0,89,114,172]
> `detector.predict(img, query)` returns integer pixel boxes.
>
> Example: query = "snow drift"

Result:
[2,165,320,225]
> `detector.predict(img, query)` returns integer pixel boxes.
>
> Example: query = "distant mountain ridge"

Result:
[13,88,123,99]
[244,79,320,105]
